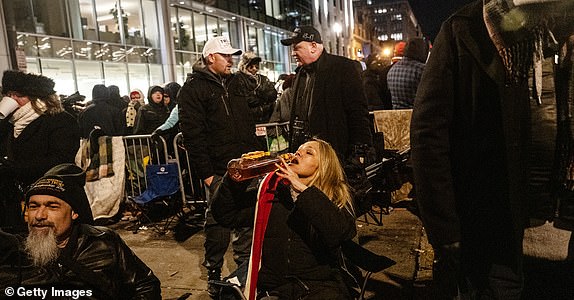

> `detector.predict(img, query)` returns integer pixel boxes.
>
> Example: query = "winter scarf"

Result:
[245,172,282,300]
[10,101,46,138]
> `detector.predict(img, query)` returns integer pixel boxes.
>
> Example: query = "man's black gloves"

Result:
[432,242,461,299]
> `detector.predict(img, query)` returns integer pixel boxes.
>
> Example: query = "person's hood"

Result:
[147,85,164,105]
[91,84,109,102]
[129,89,145,106]
[404,38,429,63]
[164,82,181,102]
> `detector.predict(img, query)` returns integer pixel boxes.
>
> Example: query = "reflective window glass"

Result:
[121,0,144,45]
[73,41,100,60]
[75,0,98,41]
[246,26,257,54]
[75,60,104,96]
[25,58,40,74]
[18,34,39,57]
[95,0,122,43]
[148,64,164,86]
[103,62,129,95]
[4,0,35,33]
[176,9,194,51]
[141,0,160,47]
[128,64,150,95]
[40,59,75,95]
[206,15,219,39]
[38,38,73,59]
[194,12,206,52]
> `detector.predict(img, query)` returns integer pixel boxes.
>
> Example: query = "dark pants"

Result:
[203,175,252,285]
[456,263,523,300]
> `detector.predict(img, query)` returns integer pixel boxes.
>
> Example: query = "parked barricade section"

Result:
[122,134,170,202]
[174,132,206,207]
[255,121,290,152]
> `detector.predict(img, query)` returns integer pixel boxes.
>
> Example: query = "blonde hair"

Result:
[306,138,354,215]
[30,94,63,116]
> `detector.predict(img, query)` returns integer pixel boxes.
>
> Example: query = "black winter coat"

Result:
[78,98,125,138]
[289,51,372,159]
[411,1,528,272]
[2,111,80,187]
[133,101,169,135]
[230,72,277,124]
[0,224,161,299]
[178,68,262,180]
[212,174,356,293]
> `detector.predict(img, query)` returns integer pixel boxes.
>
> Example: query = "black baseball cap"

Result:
[280,26,323,46]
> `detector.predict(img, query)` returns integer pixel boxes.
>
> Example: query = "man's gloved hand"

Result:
[432,242,461,299]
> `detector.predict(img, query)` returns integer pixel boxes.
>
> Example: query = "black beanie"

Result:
[92,84,109,101]
[2,70,55,98]
[26,164,94,225]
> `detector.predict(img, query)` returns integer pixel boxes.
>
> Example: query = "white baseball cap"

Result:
[202,36,242,58]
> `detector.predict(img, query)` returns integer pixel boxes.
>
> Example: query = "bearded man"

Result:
[411,0,574,299]
[0,164,161,299]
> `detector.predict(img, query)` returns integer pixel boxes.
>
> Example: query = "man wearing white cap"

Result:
[178,36,261,297]
[411,0,574,299]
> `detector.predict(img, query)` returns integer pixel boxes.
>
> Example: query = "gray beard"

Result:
[25,226,60,267]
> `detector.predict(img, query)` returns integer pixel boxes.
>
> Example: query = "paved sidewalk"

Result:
[112,204,433,300]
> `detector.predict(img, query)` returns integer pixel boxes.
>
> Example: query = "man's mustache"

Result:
[31,221,55,227]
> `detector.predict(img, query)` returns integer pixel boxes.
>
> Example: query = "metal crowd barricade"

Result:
[173,132,206,207]
[255,121,290,152]
[122,134,170,201]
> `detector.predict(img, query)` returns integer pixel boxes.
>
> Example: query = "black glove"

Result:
[432,242,461,299]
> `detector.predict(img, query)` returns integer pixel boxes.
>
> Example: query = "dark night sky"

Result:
[408,0,476,41]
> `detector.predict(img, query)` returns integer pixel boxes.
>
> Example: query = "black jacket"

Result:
[289,51,372,159]
[0,224,161,299]
[411,0,528,270]
[230,72,277,124]
[2,111,80,187]
[133,101,169,135]
[78,98,125,138]
[212,174,356,292]
[178,68,262,180]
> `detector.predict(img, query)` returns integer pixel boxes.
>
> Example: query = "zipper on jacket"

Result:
[220,79,230,116]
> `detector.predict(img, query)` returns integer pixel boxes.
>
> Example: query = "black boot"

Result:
[207,269,222,298]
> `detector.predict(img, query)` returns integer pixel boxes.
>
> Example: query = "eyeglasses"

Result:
[163,94,170,98]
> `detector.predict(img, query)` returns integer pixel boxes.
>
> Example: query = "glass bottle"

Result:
[227,151,294,182]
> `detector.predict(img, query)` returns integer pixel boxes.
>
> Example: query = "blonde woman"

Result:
[212,138,356,299]
[0,70,80,187]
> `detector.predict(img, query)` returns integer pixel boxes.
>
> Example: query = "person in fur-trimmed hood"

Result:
[230,52,277,123]
[410,0,574,299]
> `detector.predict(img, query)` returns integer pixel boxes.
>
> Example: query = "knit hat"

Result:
[2,70,55,99]
[91,84,109,101]
[26,164,94,225]
[238,52,262,72]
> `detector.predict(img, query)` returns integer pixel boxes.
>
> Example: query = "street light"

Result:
[333,22,342,55]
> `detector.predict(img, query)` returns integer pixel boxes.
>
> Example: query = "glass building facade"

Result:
[1,0,296,98]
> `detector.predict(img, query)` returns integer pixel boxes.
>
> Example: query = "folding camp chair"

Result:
[125,134,181,233]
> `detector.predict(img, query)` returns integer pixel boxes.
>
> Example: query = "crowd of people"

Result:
[1,0,574,297]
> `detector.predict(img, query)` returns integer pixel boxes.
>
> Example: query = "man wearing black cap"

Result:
[1,163,161,299]
[280,26,372,160]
